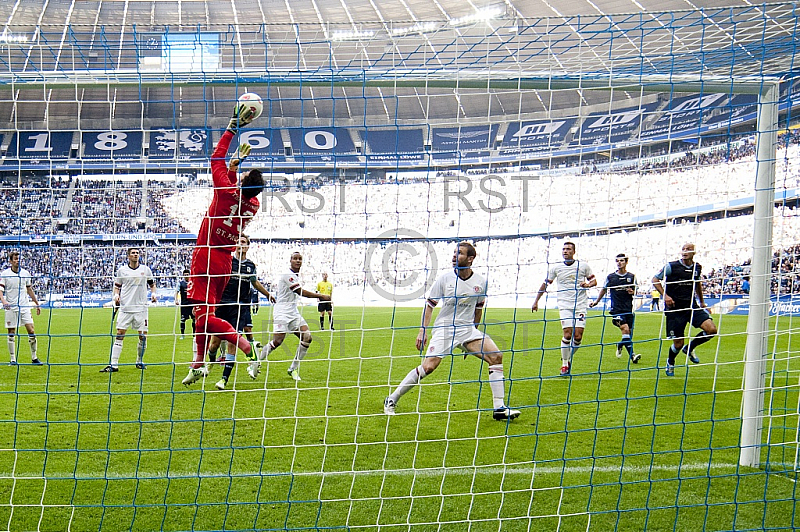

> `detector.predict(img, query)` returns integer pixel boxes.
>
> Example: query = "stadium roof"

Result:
[0,0,796,128]
[0,0,788,29]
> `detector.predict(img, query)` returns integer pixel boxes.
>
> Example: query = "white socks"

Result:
[111,339,123,367]
[561,338,580,363]
[561,339,571,363]
[289,341,310,372]
[390,365,428,404]
[260,341,276,361]
[137,338,146,364]
[28,336,37,360]
[488,364,506,409]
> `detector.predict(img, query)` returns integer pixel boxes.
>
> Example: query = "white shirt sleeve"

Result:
[427,274,445,305]
[546,266,557,283]
[583,263,594,281]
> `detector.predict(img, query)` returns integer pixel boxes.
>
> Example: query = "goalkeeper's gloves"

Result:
[230,143,251,169]
[237,143,252,160]
[227,103,255,132]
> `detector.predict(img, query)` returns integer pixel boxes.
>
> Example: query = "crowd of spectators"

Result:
[159,139,800,244]
[67,180,143,234]
[1,128,800,301]
[0,202,798,302]
[0,178,69,235]
[705,241,800,297]
[2,243,194,295]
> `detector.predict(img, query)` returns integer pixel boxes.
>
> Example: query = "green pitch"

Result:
[0,306,797,531]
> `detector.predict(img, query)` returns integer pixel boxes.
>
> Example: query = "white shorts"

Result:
[425,326,487,358]
[559,309,587,330]
[116,310,148,332]
[273,315,308,334]
[5,308,33,329]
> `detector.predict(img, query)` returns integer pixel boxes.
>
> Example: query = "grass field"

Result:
[0,305,797,531]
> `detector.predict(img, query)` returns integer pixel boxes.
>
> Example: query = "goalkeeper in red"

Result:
[182,104,265,386]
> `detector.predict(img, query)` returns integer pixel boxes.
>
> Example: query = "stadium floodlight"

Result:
[390,21,439,37]
[448,6,505,26]
[0,32,28,43]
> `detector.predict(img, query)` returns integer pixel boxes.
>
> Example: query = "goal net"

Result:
[0,4,798,530]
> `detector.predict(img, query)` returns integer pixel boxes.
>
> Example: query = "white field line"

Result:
[0,461,751,480]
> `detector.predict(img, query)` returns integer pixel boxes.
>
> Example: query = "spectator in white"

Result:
[0,251,42,365]
[101,248,157,373]
[531,242,596,376]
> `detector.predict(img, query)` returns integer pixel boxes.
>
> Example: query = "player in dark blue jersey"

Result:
[208,235,274,390]
[652,243,717,377]
[175,269,195,341]
[590,254,641,363]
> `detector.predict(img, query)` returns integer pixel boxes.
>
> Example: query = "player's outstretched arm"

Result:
[416,304,435,351]
[652,274,672,308]
[26,286,41,314]
[300,288,330,301]
[228,143,251,172]
[531,281,549,312]
[590,287,607,308]
[252,279,275,303]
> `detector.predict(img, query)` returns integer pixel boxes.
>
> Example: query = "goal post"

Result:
[741,79,780,468]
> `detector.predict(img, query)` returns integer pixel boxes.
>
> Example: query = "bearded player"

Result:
[181,103,265,386]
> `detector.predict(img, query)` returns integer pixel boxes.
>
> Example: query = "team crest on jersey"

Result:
[289,277,295,283]
[473,286,481,293]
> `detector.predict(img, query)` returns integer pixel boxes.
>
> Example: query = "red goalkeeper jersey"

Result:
[196,129,260,253]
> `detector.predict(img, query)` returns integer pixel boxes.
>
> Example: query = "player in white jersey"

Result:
[531,242,596,376]
[248,252,330,381]
[0,251,42,365]
[101,248,157,373]
[383,242,521,421]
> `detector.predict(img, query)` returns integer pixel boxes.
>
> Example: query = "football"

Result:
[238,92,263,120]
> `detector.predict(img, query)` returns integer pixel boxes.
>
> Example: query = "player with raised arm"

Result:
[248,252,330,382]
[207,235,274,390]
[0,251,42,365]
[181,103,266,386]
[590,253,641,363]
[531,242,596,376]
[383,242,520,421]
[101,248,156,372]
[652,243,718,377]
[317,272,334,330]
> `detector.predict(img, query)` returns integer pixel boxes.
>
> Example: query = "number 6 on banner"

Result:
[239,131,271,150]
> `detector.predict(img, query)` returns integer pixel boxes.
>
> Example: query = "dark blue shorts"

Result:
[215,304,252,332]
[610,312,635,331]
[180,305,194,322]
[666,308,712,339]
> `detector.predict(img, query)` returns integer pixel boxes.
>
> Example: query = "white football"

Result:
[238,92,263,120]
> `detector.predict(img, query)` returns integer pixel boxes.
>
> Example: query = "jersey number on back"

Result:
[222,203,239,229]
